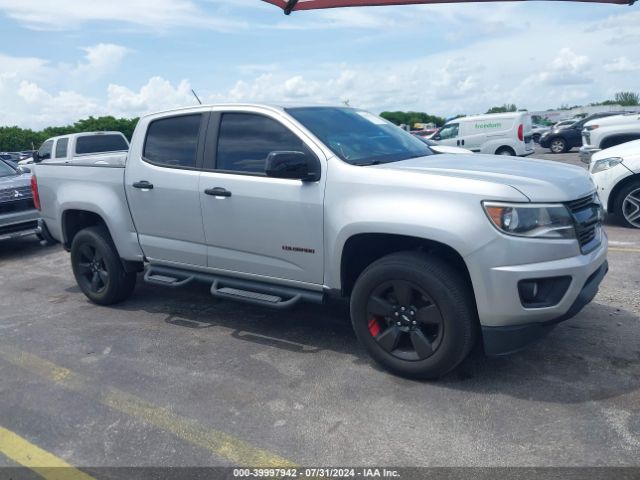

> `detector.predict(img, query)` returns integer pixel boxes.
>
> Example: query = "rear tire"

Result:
[614,180,640,229]
[350,251,478,379]
[70,226,136,305]
[496,146,516,156]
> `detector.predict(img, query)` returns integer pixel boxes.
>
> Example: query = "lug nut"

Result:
[400,307,405,311]
[395,312,399,317]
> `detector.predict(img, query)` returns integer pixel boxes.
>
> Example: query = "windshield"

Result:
[286,107,433,165]
[0,160,17,177]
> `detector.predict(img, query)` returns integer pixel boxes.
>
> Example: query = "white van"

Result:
[431,112,534,156]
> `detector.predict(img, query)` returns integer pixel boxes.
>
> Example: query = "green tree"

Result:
[485,104,517,114]
[614,91,640,106]
[0,116,139,152]
[379,111,445,128]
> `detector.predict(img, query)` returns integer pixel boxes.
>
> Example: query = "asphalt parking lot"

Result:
[1,145,639,473]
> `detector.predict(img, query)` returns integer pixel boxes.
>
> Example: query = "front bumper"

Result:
[482,260,608,355]
[580,146,600,164]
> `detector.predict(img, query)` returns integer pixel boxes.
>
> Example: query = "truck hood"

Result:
[372,154,595,202]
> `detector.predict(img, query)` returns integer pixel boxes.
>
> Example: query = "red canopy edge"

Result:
[263,0,635,15]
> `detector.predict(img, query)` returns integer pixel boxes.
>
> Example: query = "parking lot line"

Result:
[608,247,640,254]
[0,425,95,480]
[0,346,297,468]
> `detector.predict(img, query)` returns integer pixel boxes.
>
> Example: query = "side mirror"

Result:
[32,151,41,163]
[432,134,441,141]
[17,166,31,174]
[265,151,319,182]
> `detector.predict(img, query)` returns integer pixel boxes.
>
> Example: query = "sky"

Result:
[0,0,639,129]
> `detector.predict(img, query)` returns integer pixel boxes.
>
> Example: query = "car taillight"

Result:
[518,124,524,142]
[31,174,41,210]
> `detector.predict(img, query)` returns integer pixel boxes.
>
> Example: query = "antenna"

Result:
[191,89,202,105]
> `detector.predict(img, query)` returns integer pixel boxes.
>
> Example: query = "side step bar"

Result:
[143,265,323,309]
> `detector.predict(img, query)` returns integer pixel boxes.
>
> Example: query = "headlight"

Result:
[591,157,623,174]
[483,202,575,239]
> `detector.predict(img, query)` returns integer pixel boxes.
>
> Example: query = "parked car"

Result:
[580,113,640,164]
[539,112,627,154]
[531,124,550,143]
[32,131,129,164]
[0,158,42,242]
[414,136,473,154]
[33,104,607,379]
[589,140,640,229]
[552,120,577,129]
[430,112,534,156]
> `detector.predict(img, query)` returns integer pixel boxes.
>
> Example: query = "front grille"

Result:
[583,131,591,145]
[0,186,32,203]
[566,193,602,253]
[0,198,35,214]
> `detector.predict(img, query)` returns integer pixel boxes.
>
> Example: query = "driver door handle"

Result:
[133,181,153,189]
[205,187,232,197]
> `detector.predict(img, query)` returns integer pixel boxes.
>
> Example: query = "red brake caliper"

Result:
[368,317,381,337]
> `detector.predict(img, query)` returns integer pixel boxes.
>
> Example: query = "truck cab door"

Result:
[198,109,326,286]
[125,113,209,267]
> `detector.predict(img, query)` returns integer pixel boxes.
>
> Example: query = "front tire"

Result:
[549,138,567,154]
[495,146,515,156]
[71,226,137,305]
[350,251,478,379]
[614,180,640,229]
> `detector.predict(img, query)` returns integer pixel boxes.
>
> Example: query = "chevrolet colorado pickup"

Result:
[33,104,608,379]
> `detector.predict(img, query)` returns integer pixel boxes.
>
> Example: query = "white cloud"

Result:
[526,48,592,86]
[604,56,640,73]
[107,77,195,115]
[0,0,247,31]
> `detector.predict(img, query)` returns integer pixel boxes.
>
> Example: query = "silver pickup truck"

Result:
[33,104,608,379]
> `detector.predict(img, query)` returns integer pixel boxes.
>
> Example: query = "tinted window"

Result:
[287,107,431,166]
[143,115,201,168]
[55,138,69,158]
[76,134,129,155]
[38,140,53,160]
[0,160,16,177]
[438,123,459,140]
[216,113,308,174]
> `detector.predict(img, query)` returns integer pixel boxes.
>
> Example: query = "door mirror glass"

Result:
[31,151,41,163]
[265,151,319,182]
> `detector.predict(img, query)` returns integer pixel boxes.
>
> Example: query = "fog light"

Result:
[518,276,572,308]
[519,280,539,302]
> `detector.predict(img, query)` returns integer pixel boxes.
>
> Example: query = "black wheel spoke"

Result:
[416,304,443,326]
[410,330,433,359]
[376,326,402,353]
[91,272,100,291]
[77,262,91,274]
[98,269,109,284]
[367,295,395,318]
[391,281,413,305]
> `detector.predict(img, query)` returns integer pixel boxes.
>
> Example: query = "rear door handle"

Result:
[133,181,153,189]
[205,187,232,197]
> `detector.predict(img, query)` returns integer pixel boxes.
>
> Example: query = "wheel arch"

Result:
[61,209,142,273]
[339,233,475,301]
[608,173,640,213]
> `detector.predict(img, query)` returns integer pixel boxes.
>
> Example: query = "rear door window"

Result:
[75,135,129,155]
[55,138,69,159]
[143,114,202,169]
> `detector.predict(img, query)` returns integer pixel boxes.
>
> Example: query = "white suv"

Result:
[580,113,640,163]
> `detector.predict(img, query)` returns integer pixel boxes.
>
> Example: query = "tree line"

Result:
[0,116,139,152]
